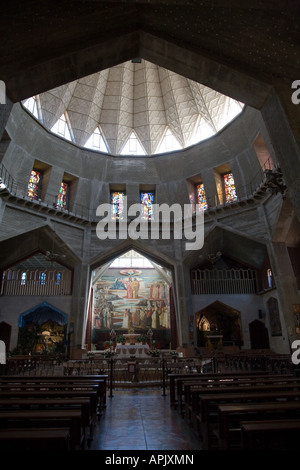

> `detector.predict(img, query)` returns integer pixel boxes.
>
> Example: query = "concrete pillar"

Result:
[267,241,300,348]
[0,98,13,141]
[0,199,6,224]
[44,166,64,206]
[172,240,195,349]
[261,86,300,222]
[201,169,218,208]
[69,262,91,355]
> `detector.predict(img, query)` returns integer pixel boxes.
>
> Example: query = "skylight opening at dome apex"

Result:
[21,60,244,156]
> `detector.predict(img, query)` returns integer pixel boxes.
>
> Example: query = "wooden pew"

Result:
[195,389,300,449]
[0,409,84,449]
[0,375,108,414]
[240,418,300,450]
[185,376,300,424]
[182,375,298,420]
[0,427,71,450]
[217,401,300,450]
[0,377,106,417]
[0,396,94,445]
[0,389,98,430]
[169,371,272,410]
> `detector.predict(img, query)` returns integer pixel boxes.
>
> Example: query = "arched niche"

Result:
[196,300,242,349]
[17,302,68,355]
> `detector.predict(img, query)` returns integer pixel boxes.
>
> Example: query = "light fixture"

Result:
[264,167,286,196]
[45,223,66,262]
[207,251,222,267]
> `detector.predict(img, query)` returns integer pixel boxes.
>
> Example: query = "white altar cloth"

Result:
[115,344,150,357]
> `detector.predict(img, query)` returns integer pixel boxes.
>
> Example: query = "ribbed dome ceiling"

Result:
[24,60,244,156]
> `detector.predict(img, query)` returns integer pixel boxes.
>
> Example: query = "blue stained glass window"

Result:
[21,272,27,286]
[56,272,62,285]
[40,272,46,285]
[140,192,155,220]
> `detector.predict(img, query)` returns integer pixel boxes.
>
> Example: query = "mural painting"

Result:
[92,268,170,335]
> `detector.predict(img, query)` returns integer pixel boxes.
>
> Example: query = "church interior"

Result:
[0,0,300,452]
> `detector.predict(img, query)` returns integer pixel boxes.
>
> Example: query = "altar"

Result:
[205,335,223,349]
[115,343,150,357]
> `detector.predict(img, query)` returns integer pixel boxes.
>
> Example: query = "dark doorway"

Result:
[249,319,270,349]
[0,322,11,351]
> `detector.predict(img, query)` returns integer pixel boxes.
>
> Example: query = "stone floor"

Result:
[89,388,203,451]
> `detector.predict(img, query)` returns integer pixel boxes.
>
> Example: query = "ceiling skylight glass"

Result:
[22,60,244,156]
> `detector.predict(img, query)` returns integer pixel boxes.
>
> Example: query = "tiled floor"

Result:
[89,388,202,450]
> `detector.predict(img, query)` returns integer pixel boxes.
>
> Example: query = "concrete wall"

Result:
[0,103,299,353]
[3,104,269,212]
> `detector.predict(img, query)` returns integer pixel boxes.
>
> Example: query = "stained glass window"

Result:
[196,183,208,210]
[110,191,125,220]
[26,170,42,200]
[140,192,155,220]
[267,269,273,288]
[56,272,62,285]
[57,182,69,210]
[21,272,27,286]
[223,172,237,203]
[40,272,46,285]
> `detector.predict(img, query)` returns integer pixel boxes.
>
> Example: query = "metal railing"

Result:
[191,268,258,295]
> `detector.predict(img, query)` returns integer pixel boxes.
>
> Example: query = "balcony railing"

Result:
[0,157,284,224]
[191,268,258,295]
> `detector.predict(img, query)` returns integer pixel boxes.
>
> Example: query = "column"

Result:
[261,85,300,222]
[268,241,300,346]
[172,240,195,349]
[0,98,13,141]
[69,262,91,356]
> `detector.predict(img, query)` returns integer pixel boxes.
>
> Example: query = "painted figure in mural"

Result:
[126,278,133,299]
[140,308,148,328]
[122,308,133,329]
[131,277,140,299]
[152,304,160,328]
[132,308,141,327]
[110,278,126,290]
[108,308,114,329]
[103,305,109,328]
[122,308,130,328]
